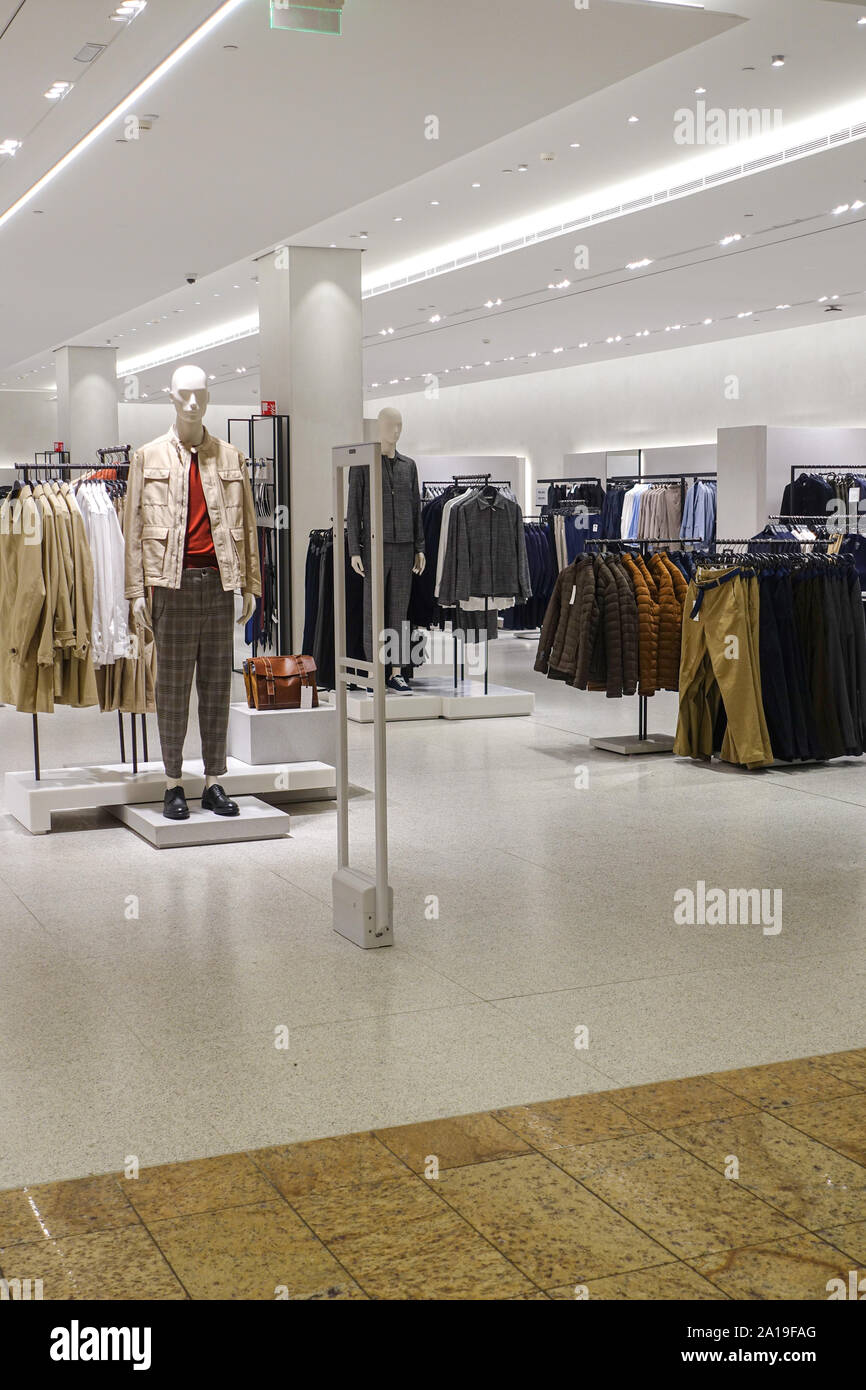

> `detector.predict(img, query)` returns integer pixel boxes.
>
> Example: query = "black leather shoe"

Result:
[201,783,240,817]
[163,786,189,821]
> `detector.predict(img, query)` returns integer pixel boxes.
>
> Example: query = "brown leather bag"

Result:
[243,655,319,710]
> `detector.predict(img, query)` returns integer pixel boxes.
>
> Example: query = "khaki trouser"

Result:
[674,568,774,768]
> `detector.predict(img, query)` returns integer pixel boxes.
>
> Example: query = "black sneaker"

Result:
[163,786,190,821]
[201,783,240,817]
[386,675,413,695]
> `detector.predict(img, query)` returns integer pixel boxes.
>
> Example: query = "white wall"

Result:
[368,316,866,490]
[0,392,57,470]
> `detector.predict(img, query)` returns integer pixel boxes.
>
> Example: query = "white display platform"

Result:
[227,702,336,765]
[346,685,442,723]
[110,797,290,849]
[346,676,534,723]
[440,680,534,720]
[4,756,336,835]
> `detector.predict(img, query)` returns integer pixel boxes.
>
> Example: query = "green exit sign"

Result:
[270,1,343,34]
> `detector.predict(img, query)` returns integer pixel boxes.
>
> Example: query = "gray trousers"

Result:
[151,567,235,780]
[362,541,415,666]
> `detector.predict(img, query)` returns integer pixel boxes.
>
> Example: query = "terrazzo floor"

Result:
[1,1052,865,1299]
[0,636,864,1190]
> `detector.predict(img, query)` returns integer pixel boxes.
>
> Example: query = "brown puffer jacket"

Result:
[609,557,640,696]
[622,553,659,696]
[584,557,640,698]
[657,552,688,688]
[535,555,596,682]
[648,552,684,691]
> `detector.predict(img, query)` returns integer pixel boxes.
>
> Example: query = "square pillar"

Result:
[258,246,363,643]
[54,346,119,465]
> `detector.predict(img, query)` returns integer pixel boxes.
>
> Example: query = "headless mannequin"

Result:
[351,409,425,581]
[350,408,425,689]
[133,365,255,793]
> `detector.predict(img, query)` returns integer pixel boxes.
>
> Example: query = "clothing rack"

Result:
[536,475,603,485]
[584,535,698,754]
[607,471,717,483]
[12,460,146,780]
[421,476,514,690]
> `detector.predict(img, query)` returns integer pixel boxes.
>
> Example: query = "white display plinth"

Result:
[4,756,336,835]
[110,797,290,849]
[227,702,336,765]
[346,676,533,724]
[346,687,442,723]
[439,680,534,720]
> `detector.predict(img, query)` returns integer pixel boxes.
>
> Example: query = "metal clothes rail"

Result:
[9,460,146,780]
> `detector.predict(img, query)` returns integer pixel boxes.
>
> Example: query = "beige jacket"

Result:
[124,428,262,600]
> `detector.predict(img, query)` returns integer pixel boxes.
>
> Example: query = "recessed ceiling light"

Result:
[0,138,22,156]
[552,347,564,353]
[569,142,580,148]
[852,200,865,210]
[719,233,742,246]
[859,16,866,25]
[579,342,588,348]
[627,115,639,123]
[484,298,502,308]
[776,304,790,310]
[389,378,399,384]
[484,360,491,366]
[832,203,850,215]
[626,258,653,270]
[771,55,785,67]
[703,317,713,325]
[529,351,537,358]
[737,310,753,317]
[471,182,481,188]
[517,164,528,172]
[818,295,829,303]
[209,373,216,380]
[430,200,440,206]
[695,87,706,95]
[393,216,402,222]
[371,382,379,388]
[429,314,442,323]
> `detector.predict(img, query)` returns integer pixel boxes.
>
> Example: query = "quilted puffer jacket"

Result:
[648,552,685,691]
[534,555,596,682]
[622,552,659,696]
[585,557,639,698]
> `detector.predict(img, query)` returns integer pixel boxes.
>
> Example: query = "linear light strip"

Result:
[362,111,866,299]
[116,314,259,376]
[0,0,249,234]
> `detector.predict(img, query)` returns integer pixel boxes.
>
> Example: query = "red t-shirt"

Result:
[184,452,217,566]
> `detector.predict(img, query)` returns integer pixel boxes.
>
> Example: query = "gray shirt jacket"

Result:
[439,490,532,607]
[347,450,425,556]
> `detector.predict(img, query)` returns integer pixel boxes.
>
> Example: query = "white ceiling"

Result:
[2,0,866,410]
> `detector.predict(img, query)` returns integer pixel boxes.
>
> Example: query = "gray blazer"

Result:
[347,450,425,556]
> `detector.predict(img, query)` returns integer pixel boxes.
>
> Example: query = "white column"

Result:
[54,346,119,465]
[716,425,768,539]
[258,246,363,643]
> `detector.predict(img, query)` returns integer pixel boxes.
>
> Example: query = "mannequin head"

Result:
[378,406,402,456]
[170,364,209,444]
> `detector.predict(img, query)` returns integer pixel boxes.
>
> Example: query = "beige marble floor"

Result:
[1,1052,864,1300]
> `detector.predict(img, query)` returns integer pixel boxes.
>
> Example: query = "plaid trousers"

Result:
[361,541,415,664]
[151,568,235,780]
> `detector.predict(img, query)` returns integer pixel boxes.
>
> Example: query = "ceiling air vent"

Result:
[74,43,106,64]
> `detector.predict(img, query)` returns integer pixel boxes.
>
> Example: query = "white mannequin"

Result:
[132,364,255,791]
[351,408,425,578]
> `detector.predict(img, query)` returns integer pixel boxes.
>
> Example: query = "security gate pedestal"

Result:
[331,442,394,948]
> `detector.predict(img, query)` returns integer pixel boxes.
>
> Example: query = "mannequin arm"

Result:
[413,552,426,575]
[133,595,150,624]
[351,554,365,577]
[239,591,256,624]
